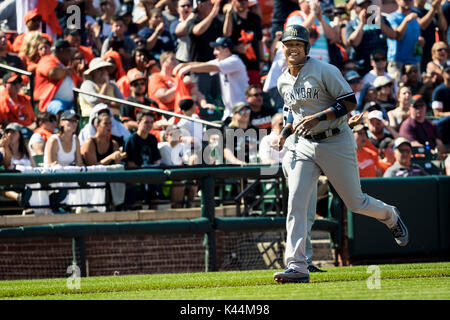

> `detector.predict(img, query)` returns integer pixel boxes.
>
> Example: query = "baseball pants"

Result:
[282,124,398,274]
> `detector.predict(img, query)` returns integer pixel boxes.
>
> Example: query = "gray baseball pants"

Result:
[282,125,398,274]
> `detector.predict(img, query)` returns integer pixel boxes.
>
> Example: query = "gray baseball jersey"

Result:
[277,57,354,136]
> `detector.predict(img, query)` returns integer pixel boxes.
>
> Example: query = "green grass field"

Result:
[0,262,449,300]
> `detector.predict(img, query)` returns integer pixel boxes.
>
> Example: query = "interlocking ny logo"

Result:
[288,27,298,37]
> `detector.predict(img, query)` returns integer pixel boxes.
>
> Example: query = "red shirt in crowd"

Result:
[0,88,35,126]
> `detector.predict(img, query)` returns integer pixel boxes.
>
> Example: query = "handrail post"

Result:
[201,176,217,272]
[72,237,87,277]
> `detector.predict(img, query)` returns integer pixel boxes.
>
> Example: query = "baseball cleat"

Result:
[308,264,326,273]
[390,208,409,247]
[273,268,310,283]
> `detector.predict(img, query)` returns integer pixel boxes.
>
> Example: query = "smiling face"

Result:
[282,40,307,67]
[397,86,412,104]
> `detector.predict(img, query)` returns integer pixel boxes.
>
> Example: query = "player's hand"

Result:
[348,113,363,129]
[294,115,320,136]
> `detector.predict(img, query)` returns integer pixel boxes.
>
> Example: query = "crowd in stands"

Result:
[0,0,449,211]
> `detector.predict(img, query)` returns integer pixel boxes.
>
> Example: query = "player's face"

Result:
[282,40,307,66]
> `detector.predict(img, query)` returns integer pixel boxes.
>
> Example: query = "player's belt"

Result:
[304,128,340,141]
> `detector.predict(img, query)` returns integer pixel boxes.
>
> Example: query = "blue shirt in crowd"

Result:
[386,11,421,64]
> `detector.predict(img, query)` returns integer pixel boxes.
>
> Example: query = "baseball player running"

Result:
[273,24,409,284]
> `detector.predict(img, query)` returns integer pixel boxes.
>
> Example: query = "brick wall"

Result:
[0,231,285,280]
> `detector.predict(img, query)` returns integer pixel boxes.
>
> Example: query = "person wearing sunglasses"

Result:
[426,42,449,85]
[383,137,428,177]
[171,0,194,63]
[245,85,276,131]
[362,51,396,92]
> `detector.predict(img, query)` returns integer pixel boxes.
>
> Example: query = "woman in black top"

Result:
[81,113,126,166]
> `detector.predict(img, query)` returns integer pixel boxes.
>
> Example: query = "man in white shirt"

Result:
[174,36,249,120]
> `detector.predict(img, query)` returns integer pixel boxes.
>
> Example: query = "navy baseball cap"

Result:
[60,109,80,121]
[210,37,234,49]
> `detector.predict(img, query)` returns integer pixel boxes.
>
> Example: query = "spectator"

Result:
[426,41,449,85]
[122,69,160,132]
[160,0,180,30]
[90,0,116,52]
[124,111,161,167]
[367,110,399,149]
[101,15,137,63]
[373,75,396,112]
[71,50,87,88]
[63,28,95,65]
[148,51,179,113]
[171,0,194,63]
[79,58,125,117]
[222,102,259,164]
[81,112,127,166]
[28,112,58,157]
[401,64,430,100]
[158,125,198,208]
[0,72,35,128]
[411,0,447,71]
[175,98,204,151]
[270,0,299,38]
[138,7,176,59]
[431,61,450,146]
[399,94,447,158]
[223,0,264,85]
[388,84,412,131]
[185,0,223,99]
[175,37,249,120]
[18,31,44,72]
[117,2,139,37]
[116,47,160,99]
[44,109,83,167]
[245,85,276,131]
[345,71,363,103]
[0,122,36,169]
[378,137,395,173]
[0,30,25,80]
[344,0,396,76]
[386,0,422,83]
[258,113,287,164]
[285,0,339,64]
[383,137,428,177]
[353,124,382,177]
[11,9,52,54]
[79,103,131,148]
[362,50,395,91]
[34,39,76,114]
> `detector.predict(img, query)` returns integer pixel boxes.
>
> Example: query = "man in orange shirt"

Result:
[11,9,53,53]
[148,51,178,112]
[353,124,383,178]
[64,28,95,65]
[0,73,35,128]
[34,39,76,114]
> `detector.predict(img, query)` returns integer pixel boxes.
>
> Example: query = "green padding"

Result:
[165,166,283,180]
[438,177,450,251]
[348,177,440,257]
[0,218,212,239]
[0,169,167,185]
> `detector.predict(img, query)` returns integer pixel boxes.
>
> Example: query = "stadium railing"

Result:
[0,165,343,276]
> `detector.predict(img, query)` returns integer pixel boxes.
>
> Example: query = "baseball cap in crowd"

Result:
[24,9,41,23]
[127,68,146,84]
[370,50,386,61]
[60,109,80,121]
[411,94,426,108]
[345,71,361,82]
[368,110,384,121]
[373,76,393,89]
[2,72,22,84]
[53,39,71,50]
[179,98,195,111]
[232,102,249,114]
[393,137,412,150]
[362,101,381,113]
[84,58,113,76]
[5,122,22,132]
[210,37,234,49]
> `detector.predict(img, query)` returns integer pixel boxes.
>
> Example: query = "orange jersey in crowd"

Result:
[0,88,35,126]
[148,72,176,112]
[356,147,381,178]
